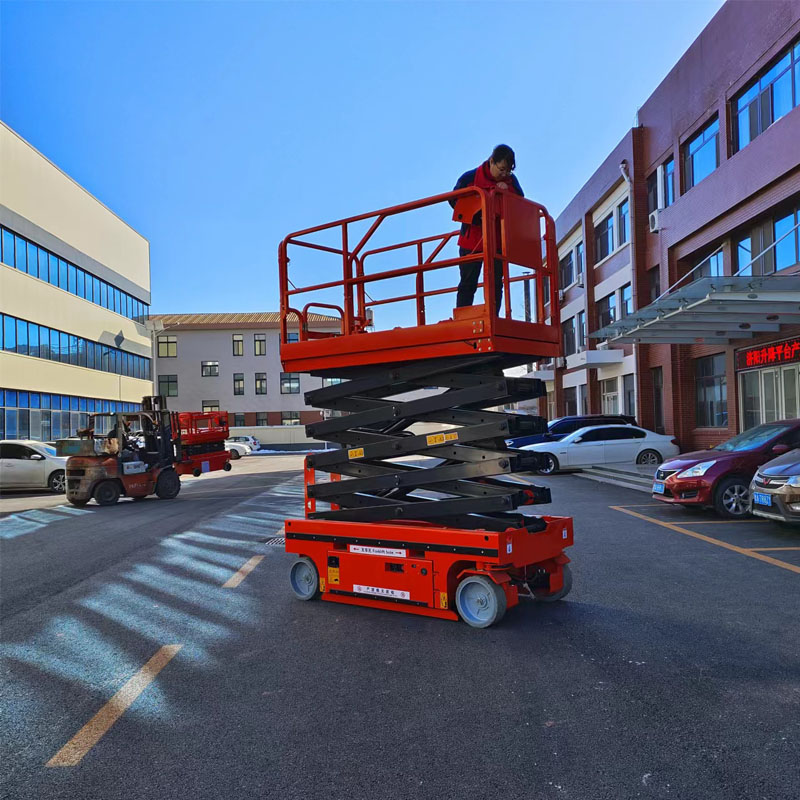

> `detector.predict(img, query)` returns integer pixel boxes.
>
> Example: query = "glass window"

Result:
[597,293,616,328]
[256,412,268,426]
[774,211,798,271]
[255,373,267,394]
[254,333,267,355]
[16,318,28,356]
[28,323,39,358]
[601,378,619,415]
[620,284,633,317]
[68,264,77,294]
[38,248,48,281]
[27,242,39,278]
[15,236,28,274]
[50,329,60,361]
[1,229,14,266]
[2,315,14,351]
[648,265,660,303]
[60,332,70,364]
[58,259,68,290]
[201,361,219,377]
[576,311,586,349]
[663,158,675,207]
[49,254,59,286]
[86,340,95,370]
[563,387,578,417]
[594,213,614,261]
[646,172,658,215]
[232,413,246,427]
[623,373,636,417]
[280,372,300,394]
[77,338,87,368]
[561,318,576,357]
[69,335,78,366]
[696,353,727,428]
[617,199,630,246]
[683,117,719,189]
[158,374,178,397]
[559,252,575,287]
[232,334,244,356]
[233,373,245,395]
[575,242,584,276]
[202,401,220,413]
[281,411,301,426]
[100,281,108,308]
[286,332,300,343]
[157,335,177,358]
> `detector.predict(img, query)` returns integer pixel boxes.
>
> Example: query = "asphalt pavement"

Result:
[1,460,798,800]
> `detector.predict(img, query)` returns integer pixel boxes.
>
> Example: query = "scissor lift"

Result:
[279,186,573,627]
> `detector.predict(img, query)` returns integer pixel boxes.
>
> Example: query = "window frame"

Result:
[158,374,179,397]
[201,360,220,377]
[280,372,300,394]
[683,116,720,190]
[157,335,177,358]
[695,353,728,428]
[233,372,245,396]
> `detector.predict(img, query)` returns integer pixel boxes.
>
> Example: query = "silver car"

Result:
[0,440,68,492]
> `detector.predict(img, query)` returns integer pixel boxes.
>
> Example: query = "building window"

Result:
[683,117,719,190]
[601,378,619,414]
[255,373,267,394]
[254,333,267,356]
[594,213,614,261]
[617,199,630,246]
[233,373,245,395]
[281,411,301,425]
[256,412,268,426]
[559,252,575,288]
[735,41,799,152]
[663,157,675,207]
[201,360,219,377]
[202,401,220,412]
[648,265,660,303]
[577,311,586,349]
[322,377,345,387]
[623,373,635,417]
[286,332,300,343]
[233,413,246,427]
[646,172,659,215]
[542,275,551,306]
[620,284,633,317]
[281,372,300,394]
[563,386,578,417]
[575,242,584,277]
[561,317,576,357]
[158,374,178,397]
[157,335,176,358]
[232,334,243,356]
[597,293,617,328]
[697,250,724,278]
[652,367,664,434]
[774,207,800,271]
[578,383,588,415]
[696,354,727,428]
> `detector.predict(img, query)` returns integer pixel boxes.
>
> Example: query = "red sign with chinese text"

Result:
[737,338,800,371]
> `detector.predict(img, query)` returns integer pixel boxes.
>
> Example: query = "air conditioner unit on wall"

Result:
[554,357,566,369]
[649,210,660,233]
[558,289,565,303]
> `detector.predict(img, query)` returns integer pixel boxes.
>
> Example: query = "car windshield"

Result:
[40,445,57,456]
[714,424,791,452]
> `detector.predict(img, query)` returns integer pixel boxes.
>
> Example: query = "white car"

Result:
[0,440,68,492]
[522,425,680,475]
[228,435,261,451]
[224,441,252,460]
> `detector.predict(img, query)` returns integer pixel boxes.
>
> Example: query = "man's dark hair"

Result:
[490,144,515,169]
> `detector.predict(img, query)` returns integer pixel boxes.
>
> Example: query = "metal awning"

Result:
[592,275,800,344]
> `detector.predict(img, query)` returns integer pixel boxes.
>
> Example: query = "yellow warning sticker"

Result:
[426,433,446,446]
[348,447,365,459]
[439,591,448,609]
[444,432,459,442]
[328,567,340,585]
[320,577,326,593]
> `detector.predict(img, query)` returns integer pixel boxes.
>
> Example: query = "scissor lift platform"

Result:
[279,186,573,627]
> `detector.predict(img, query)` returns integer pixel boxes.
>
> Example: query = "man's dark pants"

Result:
[456,248,504,313]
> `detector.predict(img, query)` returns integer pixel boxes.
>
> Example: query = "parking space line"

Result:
[610,506,800,574]
[46,644,182,767]
[673,520,768,524]
[749,547,800,552]
[222,555,264,588]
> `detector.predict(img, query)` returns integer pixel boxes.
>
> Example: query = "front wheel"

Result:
[223,462,232,471]
[455,575,507,628]
[537,453,559,475]
[289,557,320,600]
[48,470,66,493]
[714,476,750,518]
[155,469,181,499]
[68,497,89,507]
[636,449,662,466]
[94,480,120,506]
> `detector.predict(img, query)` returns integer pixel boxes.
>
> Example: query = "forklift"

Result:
[58,396,202,506]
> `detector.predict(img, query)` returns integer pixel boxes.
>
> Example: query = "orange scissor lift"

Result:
[279,186,573,627]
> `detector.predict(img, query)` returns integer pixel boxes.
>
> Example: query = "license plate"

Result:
[653,481,665,494]
[753,491,771,507]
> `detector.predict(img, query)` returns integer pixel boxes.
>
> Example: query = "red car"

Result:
[652,420,800,518]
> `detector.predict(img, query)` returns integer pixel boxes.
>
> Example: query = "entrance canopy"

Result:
[592,275,800,345]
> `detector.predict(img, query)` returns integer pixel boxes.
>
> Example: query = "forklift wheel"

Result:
[155,469,181,499]
[223,462,232,471]
[455,575,507,628]
[193,468,202,477]
[68,497,89,507]
[94,481,121,506]
[289,557,320,600]
[530,564,572,603]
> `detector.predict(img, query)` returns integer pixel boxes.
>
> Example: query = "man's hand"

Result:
[496,181,509,191]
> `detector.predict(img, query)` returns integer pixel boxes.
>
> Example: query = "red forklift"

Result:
[58,397,231,506]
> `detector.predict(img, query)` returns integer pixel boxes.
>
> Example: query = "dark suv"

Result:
[507,414,637,449]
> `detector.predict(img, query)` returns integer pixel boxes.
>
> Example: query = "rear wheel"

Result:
[636,449,662,466]
[48,470,66,493]
[68,497,89,507]
[94,480,120,506]
[223,462,232,471]
[155,469,181,499]
[455,575,507,628]
[530,564,573,602]
[714,476,750,518]
[537,454,559,475]
[289,557,320,600]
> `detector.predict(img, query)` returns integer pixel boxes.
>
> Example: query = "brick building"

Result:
[537,0,800,452]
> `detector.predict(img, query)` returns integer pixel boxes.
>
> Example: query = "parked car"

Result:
[228,435,261,451]
[507,414,637,449]
[224,441,252,460]
[522,425,678,474]
[749,448,800,523]
[652,421,800,518]
[0,440,68,492]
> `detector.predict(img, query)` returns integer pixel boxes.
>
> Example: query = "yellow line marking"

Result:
[610,506,800,574]
[749,547,800,552]
[613,503,665,508]
[46,644,182,767]
[678,520,768,524]
[222,555,264,588]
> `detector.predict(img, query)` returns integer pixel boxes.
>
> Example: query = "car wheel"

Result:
[229,448,241,460]
[714,476,750,518]
[636,449,662,466]
[155,469,181,499]
[537,454,559,475]
[48,470,66,493]
[94,480,120,506]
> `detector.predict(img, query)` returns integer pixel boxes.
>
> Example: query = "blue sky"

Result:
[1,0,724,315]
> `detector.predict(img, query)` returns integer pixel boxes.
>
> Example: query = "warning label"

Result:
[349,544,407,558]
[426,431,460,447]
[439,591,448,609]
[444,432,459,442]
[353,584,410,600]
[328,566,340,585]
[348,447,365,459]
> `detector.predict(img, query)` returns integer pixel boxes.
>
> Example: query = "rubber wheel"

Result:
[94,481,120,506]
[155,469,181,499]
[132,496,147,502]
[455,575,507,628]
[68,497,89,507]
[48,470,66,493]
[537,453,559,475]
[636,449,662,466]
[289,557,320,600]
[531,564,573,603]
[714,476,750,518]
[229,449,241,460]
[193,468,202,477]
[223,462,232,471]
